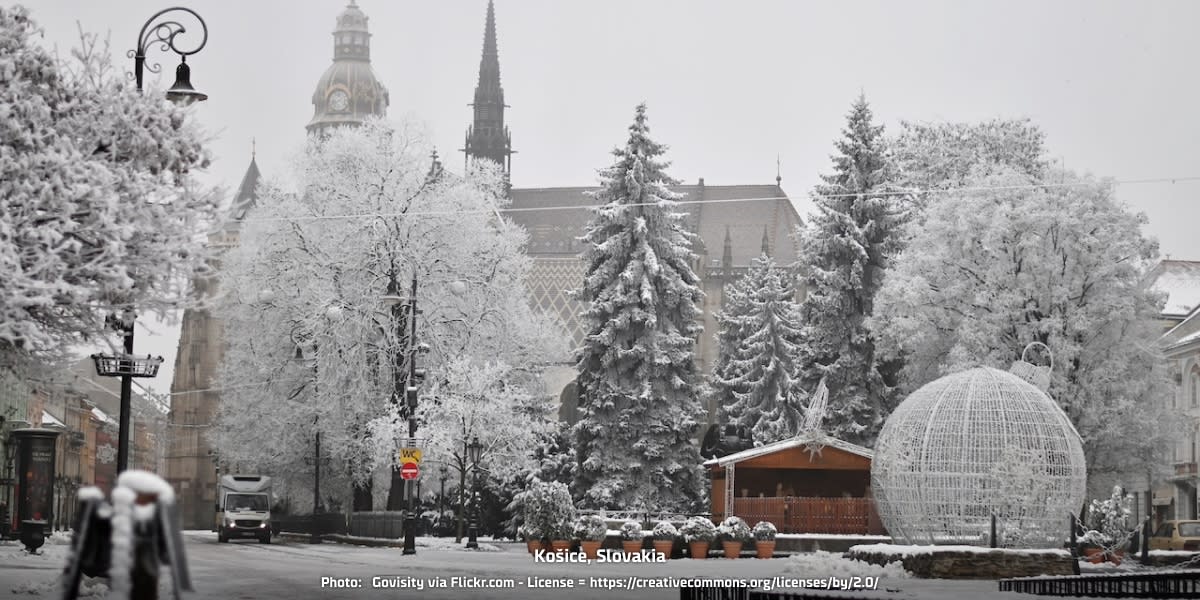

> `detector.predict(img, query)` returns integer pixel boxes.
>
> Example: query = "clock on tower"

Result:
[330,90,349,112]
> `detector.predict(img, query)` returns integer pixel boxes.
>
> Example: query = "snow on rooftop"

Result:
[1150,260,1200,317]
[703,432,873,468]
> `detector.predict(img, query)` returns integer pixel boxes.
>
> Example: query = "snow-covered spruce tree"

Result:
[0,8,217,360]
[572,104,706,511]
[711,255,805,446]
[794,94,909,447]
[868,166,1177,496]
[212,119,564,510]
[706,258,756,423]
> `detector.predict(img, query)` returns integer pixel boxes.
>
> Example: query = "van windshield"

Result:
[226,494,268,511]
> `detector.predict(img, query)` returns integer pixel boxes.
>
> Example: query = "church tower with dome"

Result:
[307,0,389,135]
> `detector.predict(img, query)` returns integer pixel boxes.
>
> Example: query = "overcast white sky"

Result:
[11,0,1200,393]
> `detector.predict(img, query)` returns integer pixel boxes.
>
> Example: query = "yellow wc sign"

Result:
[397,447,422,465]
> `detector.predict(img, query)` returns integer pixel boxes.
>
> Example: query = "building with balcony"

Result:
[1147,259,1200,521]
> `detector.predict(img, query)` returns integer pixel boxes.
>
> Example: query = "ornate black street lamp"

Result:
[465,436,482,549]
[131,7,209,103]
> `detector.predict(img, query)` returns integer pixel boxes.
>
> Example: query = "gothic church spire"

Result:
[462,0,514,176]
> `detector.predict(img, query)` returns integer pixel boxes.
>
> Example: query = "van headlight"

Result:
[259,521,269,529]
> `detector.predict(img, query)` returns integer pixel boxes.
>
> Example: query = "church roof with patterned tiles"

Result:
[508,182,802,266]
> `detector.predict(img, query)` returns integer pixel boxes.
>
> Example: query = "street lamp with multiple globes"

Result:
[466,435,483,549]
[91,7,209,474]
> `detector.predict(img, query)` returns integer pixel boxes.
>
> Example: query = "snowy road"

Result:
[3,533,1074,599]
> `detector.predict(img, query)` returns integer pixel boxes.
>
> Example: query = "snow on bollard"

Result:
[62,471,192,600]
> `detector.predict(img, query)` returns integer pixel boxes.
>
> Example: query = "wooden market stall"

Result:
[704,433,887,535]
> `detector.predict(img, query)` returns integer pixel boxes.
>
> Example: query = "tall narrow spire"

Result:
[462,0,514,178]
[761,225,771,256]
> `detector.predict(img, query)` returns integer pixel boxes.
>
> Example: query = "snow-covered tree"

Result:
[794,94,909,447]
[212,119,565,509]
[0,8,217,360]
[418,358,555,541]
[711,254,805,446]
[572,103,706,511]
[892,118,1049,195]
[868,166,1177,495]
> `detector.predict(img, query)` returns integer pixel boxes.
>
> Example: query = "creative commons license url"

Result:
[321,576,881,591]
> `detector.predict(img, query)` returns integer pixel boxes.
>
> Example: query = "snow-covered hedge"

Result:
[523,480,575,540]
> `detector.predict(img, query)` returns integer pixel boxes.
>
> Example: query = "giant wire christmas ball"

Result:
[870,366,1086,548]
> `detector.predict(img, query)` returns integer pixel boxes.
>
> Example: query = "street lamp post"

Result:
[92,8,208,475]
[438,463,449,537]
[290,322,325,545]
[466,435,482,549]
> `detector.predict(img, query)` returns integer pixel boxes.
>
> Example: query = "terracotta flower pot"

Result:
[688,541,710,559]
[622,539,644,555]
[550,539,572,554]
[755,540,776,559]
[581,540,603,559]
[527,539,545,555]
[722,541,743,559]
[653,539,674,559]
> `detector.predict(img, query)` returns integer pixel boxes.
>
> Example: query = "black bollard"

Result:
[1068,513,1080,576]
[990,513,997,548]
[1142,516,1150,564]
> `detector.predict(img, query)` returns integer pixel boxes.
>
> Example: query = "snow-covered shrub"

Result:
[1081,485,1133,552]
[524,480,575,541]
[717,516,751,543]
[652,521,679,541]
[784,551,910,579]
[620,521,645,541]
[752,521,778,541]
[680,516,717,543]
[574,514,607,542]
[518,523,542,542]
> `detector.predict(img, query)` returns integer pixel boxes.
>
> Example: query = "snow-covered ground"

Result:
[0,533,1093,599]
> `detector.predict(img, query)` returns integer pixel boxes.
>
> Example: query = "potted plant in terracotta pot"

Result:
[717,516,750,559]
[520,523,545,555]
[680,516,716,559]
[752,521,777,558]
[525,480,576,554]
[619,521,645,555]
[1079,486,1133,565]
[651,521,678,559]
[575,514,608,559]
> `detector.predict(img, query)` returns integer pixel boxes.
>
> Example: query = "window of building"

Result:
[1192,367,1200,406]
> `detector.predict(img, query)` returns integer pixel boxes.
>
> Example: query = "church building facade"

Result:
[165,0,801,528]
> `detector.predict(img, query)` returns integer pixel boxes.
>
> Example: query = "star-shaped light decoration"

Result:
[97,443,117,465]
[801,377,830,461]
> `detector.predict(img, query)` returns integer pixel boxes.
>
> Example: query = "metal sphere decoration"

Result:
[871,359,1086,548]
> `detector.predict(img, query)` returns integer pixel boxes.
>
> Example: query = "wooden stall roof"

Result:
[703,433,873,472]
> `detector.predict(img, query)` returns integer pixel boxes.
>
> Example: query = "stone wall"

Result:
[846,547,1075,579]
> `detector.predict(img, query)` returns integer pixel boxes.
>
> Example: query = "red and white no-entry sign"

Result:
[400,462,419,480]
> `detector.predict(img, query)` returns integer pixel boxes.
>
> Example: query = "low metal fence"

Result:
[347,511,408,539]
[998,570,1200,598]
[273,512,347,536]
